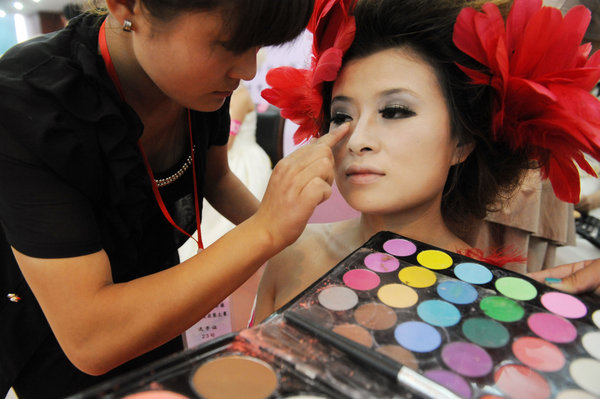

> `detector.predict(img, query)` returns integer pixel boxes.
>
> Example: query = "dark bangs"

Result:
[221,0,315,53]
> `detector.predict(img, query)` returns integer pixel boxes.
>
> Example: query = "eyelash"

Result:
[330,112,352,126]
[379,105,416,119]
[330,105,416,126]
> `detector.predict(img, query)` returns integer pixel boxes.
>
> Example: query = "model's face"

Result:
[331,48,465,216]
[131,8,258,111]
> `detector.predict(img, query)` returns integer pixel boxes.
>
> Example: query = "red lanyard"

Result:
[99,19,203,250]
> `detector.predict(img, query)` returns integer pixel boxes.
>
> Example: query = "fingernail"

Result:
[545,277,562,284]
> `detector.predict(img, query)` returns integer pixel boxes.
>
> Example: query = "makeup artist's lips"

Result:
[345,165,385,184]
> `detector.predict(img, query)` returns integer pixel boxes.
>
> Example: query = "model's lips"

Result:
[345,164,385,183]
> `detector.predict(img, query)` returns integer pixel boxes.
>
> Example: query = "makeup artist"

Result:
[0,0,352,398]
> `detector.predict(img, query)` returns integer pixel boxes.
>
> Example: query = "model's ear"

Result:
[451,140,475,166]
[104,0,137,27]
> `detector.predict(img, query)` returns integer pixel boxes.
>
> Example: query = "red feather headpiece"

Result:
[261,0,356,144]
[453,0,600,203]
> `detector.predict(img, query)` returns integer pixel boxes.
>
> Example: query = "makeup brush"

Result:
[284,311,463,399]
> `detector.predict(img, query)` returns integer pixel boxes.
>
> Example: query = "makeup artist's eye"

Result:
[379,105,416,119]
[330,111,353,126]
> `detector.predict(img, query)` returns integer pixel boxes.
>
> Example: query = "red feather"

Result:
[454,0,600,203]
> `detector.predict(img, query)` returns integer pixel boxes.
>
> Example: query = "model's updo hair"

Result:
[91,0,314,53]
[323,0,531,224]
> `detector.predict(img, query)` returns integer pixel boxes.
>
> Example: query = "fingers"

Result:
[314,122,350,148]
[528,261,586,282]
[528,259,600,295]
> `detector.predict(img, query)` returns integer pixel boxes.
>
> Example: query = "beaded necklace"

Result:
[99,19,203,249]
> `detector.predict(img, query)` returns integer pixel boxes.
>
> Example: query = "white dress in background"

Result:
[201,110,272,247]
[179,109,272,348]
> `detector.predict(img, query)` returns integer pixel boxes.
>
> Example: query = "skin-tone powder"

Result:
[191,355,278,399]
[354,302,397,330]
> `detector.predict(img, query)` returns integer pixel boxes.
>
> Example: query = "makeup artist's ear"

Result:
[105,0,137,26]
[451,140,475,166]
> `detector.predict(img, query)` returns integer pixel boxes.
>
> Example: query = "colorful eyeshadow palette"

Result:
[275,231,600,399]
[69,231,600,399]
[67,329,386,399]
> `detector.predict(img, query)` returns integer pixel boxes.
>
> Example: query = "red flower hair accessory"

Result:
[261,0,356,144]
[453,0,600,203]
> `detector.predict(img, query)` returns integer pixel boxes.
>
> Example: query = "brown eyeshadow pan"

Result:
[191,355,278,399]
[354,302,398,330]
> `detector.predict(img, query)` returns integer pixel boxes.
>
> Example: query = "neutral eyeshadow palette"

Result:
[69,231,600,399]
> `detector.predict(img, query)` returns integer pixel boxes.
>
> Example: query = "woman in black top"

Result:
[0,0,349,397]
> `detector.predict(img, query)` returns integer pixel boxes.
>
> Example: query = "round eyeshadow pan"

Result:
[480,296,524,322]
[494,364,551,399]
[441,342,492,377]
[593,309,600,328]
[394,321,441,353]
[512,336,565,372]
[383,238,417,256]
[436,280,478,304]
[541,292,587,319]
[570,358,600,396]
[461,317,509,348]
[332,323,373,347]
[495,276,537,301]
[398,266,436,288]
[527,312,577,344]
[343,269,380,291]
[354,302,397,330]
[417,300,460,327]
[424,369,471,399]
[191,355,278,399]
[318,286,359,311]
[378,284,418,308]
[122,392,190,399]
[364,252,400,273]
[416,250,453,270]
[453,262,493,284]
[376,345,419,370]
[582,331,600,360]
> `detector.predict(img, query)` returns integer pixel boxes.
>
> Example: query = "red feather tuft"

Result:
[261,0,356,143]
[454,0,600,203]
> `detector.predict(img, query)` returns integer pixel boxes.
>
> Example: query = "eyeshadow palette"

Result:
[276,231,600,399]
[69,231,600,399]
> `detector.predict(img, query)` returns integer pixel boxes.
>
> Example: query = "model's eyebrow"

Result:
[331,95,352,106]
[379,88,419,99]
[332,88,419,106]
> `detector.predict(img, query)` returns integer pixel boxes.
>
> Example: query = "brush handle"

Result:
[284,311,461,399]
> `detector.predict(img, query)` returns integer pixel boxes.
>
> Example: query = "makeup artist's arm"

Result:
[528,259,600,296]
[13,123,350,376]
[203,143,260,225]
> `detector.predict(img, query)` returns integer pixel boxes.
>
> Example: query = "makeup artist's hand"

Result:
[254,123,350,250]
[527,259,600,296]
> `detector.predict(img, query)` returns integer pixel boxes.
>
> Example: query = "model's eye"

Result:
[330,111,353,126]
[379,105,416,119]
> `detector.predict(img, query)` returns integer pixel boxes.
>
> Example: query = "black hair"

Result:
[323,0,532,225]
[138,0,315,53]
[63,3,83,20]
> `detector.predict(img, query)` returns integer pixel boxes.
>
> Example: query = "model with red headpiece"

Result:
[255,0,600,321]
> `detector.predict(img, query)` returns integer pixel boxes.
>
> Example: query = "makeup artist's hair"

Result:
[92,0,314,53]
[322,0,531,225]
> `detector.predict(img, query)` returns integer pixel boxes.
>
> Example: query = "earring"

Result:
[122,19,132,32]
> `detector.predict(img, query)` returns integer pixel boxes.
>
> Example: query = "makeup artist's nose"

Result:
[228,47,259,81]
[346,117,378,154]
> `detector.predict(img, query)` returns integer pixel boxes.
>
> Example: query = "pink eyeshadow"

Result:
[343,269,381,291]
[540,292,587,319]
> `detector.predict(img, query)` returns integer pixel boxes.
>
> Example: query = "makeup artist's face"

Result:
[330,48,464,216]
[130,7,258,111]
